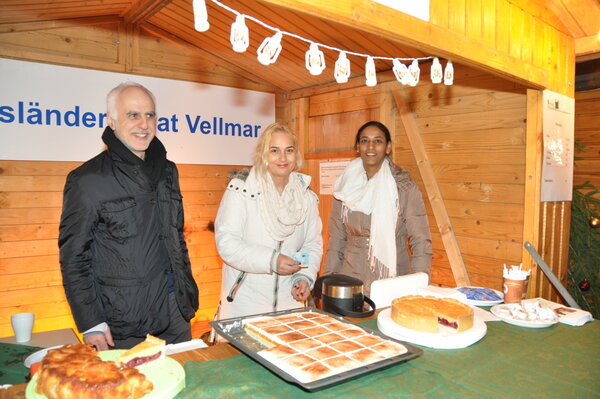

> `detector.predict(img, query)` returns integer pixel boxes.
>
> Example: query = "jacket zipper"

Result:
[272,241,282,312]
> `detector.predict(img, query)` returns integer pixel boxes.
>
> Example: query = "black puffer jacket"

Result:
[59,128,199,339]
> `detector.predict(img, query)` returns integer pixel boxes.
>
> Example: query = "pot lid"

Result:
[322,274,363,298]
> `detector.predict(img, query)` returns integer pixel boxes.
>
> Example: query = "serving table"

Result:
[0,328,80,349]
[1,309,598,398]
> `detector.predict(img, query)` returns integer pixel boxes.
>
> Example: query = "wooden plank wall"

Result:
[0,161,236,339]
[574,89,600,191]
[293,65,528,291]
[0,22,282,339]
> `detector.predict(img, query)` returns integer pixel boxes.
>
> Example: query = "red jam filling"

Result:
[125,351,161,368]
[438,317,458,329]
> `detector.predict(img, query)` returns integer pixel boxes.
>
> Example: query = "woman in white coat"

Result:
[214,123,323,320]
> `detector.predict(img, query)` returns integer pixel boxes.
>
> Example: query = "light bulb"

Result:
[408,59,420,87]
[305,43,326,76]
[444,60,454,85]
[392,59,409,85]
[230,15,249,53]
[430,57,443,84]
[193,0,209,32]
[257,31,283,66]
[334,51,350,83]
[365,56,377,87]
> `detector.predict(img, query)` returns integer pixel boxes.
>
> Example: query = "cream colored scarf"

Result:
[256,170,309,241]
[333,158,399,277]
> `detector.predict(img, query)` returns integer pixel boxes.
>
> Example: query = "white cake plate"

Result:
[377,308,487,349]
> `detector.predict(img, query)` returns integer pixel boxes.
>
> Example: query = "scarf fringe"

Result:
[368,250,393,280]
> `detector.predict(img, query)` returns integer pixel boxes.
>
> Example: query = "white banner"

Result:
[0,59,275,165]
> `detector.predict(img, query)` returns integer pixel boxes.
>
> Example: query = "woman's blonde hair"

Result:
[254,122,304,177]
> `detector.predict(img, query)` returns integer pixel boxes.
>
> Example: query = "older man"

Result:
[59,82,199,350]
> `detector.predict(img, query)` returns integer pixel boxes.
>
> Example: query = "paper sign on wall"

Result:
[0,59,275,165]
[320,160,351,195]
[541,90,574,202]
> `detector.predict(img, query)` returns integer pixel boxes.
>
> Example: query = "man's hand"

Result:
[292,280,310,301]
[83,327,114,351]
[276,254,301,275]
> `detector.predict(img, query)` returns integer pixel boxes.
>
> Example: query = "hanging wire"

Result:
[209,0,434,63]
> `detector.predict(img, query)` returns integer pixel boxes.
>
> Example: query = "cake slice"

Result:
[116,334,166,368]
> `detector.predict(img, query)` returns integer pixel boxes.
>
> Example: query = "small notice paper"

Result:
[541,90,574,202]
[319,160,351,195]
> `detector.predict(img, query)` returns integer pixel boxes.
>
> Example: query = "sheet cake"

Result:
[244,311,407,383]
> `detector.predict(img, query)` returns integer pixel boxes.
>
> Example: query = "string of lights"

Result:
[193,0,454,86]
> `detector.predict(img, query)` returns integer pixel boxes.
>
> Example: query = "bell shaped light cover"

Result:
[193,0,209,32]
[365,56,377,87]
[257,31,283,66]
[230,15,249,53]
[430,57,443,84]
[408,59,420,87]
[444,60,454,85]
[392,59,410,85]
[334,51,351,83]
[305,43,326,75]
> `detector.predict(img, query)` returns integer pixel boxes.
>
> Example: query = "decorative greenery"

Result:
[567,182,600,318]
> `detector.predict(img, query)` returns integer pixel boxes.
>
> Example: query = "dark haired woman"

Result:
[323,121,432,296]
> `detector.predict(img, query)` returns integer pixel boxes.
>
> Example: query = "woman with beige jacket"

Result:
[323,121,432,296]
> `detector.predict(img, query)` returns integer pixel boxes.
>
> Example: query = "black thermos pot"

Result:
[316,274,376,318]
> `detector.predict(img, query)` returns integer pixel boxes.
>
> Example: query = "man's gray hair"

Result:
[106,81,157,116]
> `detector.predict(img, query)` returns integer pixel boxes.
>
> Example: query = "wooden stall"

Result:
[1,0,598,339]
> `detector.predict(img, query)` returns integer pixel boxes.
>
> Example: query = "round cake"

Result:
[391,295,474,333]
[35,344,153,399]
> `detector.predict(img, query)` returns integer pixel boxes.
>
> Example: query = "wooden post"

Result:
[522,89,544,299]
[392,87,471,287]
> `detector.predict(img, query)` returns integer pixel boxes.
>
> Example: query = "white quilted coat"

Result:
[215,168,323,320]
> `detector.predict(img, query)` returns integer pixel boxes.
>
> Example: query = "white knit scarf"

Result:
[256,169,309,241]
[333,158,399,277]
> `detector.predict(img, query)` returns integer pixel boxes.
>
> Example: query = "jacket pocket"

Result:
[99,197,138,241]
[98,277,168,338]
[169,192,184,229]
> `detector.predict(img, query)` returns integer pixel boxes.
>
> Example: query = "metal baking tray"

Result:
[209,307,423,391]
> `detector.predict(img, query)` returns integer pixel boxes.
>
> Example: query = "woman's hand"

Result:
[276,254,301,275]
[292,280,310,301]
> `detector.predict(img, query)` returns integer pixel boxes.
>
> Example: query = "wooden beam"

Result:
[575,35,600,59]
[304,150,358,160]
[391,87,471,287]
[0,16,119,34]
[522,89,543,296]
[291,97,310,163]
[260,0,549,91]
[123,0,174,25]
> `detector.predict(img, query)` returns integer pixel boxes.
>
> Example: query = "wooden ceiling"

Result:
[1,0,599,92]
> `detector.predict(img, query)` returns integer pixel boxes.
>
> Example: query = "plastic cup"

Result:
[503,278,526,304]
[11,312,35,343]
